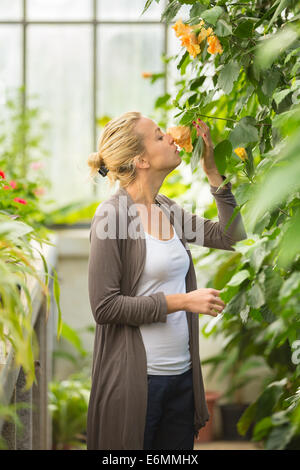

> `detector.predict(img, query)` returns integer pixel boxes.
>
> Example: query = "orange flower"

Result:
[141,72,153,78]
[207,35,223,55]
[166,126,193,153]
[197,26,213,43]
[180,33,200,58]
[172,18,223,59]
[172,18,192,38]
[173,19,201,59]
[234,147,248,161]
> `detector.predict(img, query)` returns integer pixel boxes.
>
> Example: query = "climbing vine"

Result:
[143,0,300,449]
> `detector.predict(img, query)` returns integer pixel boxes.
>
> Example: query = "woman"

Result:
[86,111,247,450]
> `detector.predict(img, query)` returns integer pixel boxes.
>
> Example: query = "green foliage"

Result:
[0,88,63,435]
[48,372,91,450]
[145,0,300,448]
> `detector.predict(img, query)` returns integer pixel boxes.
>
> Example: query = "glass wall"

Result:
[0,0,193,205]
[97,24,165,117]
[27,25,93,204]
[27,0,93,20]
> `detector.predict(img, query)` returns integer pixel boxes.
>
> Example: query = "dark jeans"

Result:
[143,368,195,450]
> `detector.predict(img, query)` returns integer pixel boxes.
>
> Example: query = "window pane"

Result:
[97,24,165,119]
[97,0,165,21]
[27,0,92,20]
[0,26,22,103]
[0,0,22,20]
[27,26,93,205]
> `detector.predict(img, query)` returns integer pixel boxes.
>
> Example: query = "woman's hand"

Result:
[185,288,226,317]
[192,118,218,175]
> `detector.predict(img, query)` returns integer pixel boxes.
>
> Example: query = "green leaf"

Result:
[217,61,240,95]
[253,212,271,235]
[256,378,287,422]
[201,6,224,26]
[227,269,251,287]
[267,0,290,32]
[237,402,257,436]
[214,19,232,37]
[260,304,277,324]
[189,76,206,90]
[255,26,299,70]
[223,290,247,316]
[249,308,263,322]
[0,219,33,240]
[213,140,231,175]
[279,272,300,301]
[253,417,273,441]
[277,206,300,269]
[261,70,281,97]
[141,0,155,16]
[264,267,282,303]
[61,322,87,357]
[177,49,188,70]
[229,116,259,148]
[265,422,295,450]
[190,135,204,173]
[249,241,268,271]
[245,134,300,232]
[155,93,171,108]
[247,284,265,309]
[161,0,182,24]
[284,46,300,64]
[189,3,208,19]
[234,183,255,206]
[273,89,292,106]
[234,19,254,38]
[178,91,197,108]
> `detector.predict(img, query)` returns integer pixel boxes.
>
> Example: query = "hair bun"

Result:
[87,151,101,170]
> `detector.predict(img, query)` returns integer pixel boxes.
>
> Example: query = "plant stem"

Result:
[194,113,272,126]
[278,208,290,218]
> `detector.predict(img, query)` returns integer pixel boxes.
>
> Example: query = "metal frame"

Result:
[0,0,169,154]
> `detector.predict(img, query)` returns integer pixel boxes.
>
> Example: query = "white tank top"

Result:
[136,225,192,375]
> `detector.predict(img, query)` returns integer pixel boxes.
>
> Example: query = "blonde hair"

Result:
[87,111,147,189]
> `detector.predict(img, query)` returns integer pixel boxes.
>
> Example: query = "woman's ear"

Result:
[134,155,150,169]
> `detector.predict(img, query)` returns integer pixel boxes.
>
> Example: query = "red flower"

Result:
[9,180,17,189]
[14,197,27,205]
[0,170,5,179]
[3,185,10,190]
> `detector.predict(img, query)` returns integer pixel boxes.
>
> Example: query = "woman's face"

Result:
[134,116,182,174]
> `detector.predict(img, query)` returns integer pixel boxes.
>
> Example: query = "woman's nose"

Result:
[167,133,174,145]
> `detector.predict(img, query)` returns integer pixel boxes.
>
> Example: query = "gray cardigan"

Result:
[86,175,247,450]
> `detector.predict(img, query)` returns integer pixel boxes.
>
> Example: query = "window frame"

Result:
[0,0,169,156]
